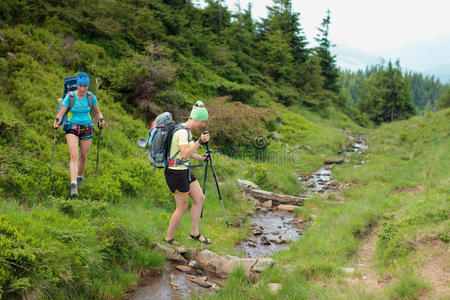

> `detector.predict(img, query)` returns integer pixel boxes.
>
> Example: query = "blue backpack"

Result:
[57,76,94,129]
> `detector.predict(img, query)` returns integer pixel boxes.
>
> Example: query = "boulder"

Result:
[195,250,274,278]
[262,200,273,208]
[269,283,282,293]
[187,276,212,288]
[152,243,187,264]
[277,204,299,212]
[243,188,305,206]
[237,179,260,189]
[176,265,204,275]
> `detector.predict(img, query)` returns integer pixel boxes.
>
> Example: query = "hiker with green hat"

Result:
[164,100,212,245]
[53,72,105,197]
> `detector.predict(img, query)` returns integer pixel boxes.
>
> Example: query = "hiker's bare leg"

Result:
[66,134,79,182]
[78,138,92,177]
[189,181,205,236]
[165,192,189,241]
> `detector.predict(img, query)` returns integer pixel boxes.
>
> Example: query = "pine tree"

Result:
[437,86,450,109]
[257,0,309,84]
[314,9,339,94]
[359,61,415,124]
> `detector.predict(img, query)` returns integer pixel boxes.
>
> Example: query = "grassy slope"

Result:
[0,25,351,298]
[203,109,449,300]
[2,23,447,300]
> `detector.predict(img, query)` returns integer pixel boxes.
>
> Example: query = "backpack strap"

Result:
[165,125,191,169]
[68,91,75,112]
[87,91,94,109]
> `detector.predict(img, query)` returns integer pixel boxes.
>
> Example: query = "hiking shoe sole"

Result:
[70,183,78,197]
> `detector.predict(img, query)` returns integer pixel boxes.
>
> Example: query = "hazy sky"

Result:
[217,0,450,56]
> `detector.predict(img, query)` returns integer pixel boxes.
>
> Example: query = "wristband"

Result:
[197,137,205,145]
[55,118,60,122]
[99,118,104,122]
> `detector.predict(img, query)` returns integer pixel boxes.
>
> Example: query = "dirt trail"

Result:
[346,229,392,292]
[418,239,450,300]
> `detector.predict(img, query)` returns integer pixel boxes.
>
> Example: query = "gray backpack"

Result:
[147,112,190,168]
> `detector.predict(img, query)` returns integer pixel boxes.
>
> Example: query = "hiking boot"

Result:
[77,176,83,186]
[70,183,78,197]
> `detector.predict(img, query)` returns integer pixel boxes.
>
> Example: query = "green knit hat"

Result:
[190,100,208,120]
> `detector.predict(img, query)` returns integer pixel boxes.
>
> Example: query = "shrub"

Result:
[205,97,276,154]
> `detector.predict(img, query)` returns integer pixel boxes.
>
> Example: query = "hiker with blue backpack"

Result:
[163,101,212,245]
[52,72,105,197]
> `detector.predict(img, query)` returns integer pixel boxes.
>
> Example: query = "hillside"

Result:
[1,1,448,299]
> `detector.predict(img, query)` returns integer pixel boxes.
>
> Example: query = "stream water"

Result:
[131,133,368,299]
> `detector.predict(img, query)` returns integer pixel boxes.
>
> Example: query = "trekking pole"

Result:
[205,142,229,228]
[199,151,209,233]
[49,127,58,177]
[95,122,103,178]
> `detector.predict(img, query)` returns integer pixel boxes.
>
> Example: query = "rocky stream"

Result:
[130,132,368,299]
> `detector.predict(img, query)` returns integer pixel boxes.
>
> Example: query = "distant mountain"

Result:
[424,64,450,84]
[332,38,450,84]
[332,45,380,71]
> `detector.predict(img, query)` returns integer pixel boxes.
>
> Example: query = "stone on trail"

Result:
[195,250,274,278]
[186,275,212,288]
[342,267,355,274]
[262,200,273,208]
[237,179,260,189]
[277,204,299,212]
[269,283,282,293]
[152,242,187,264]
[176,265,204,275]
[188,260,203,270]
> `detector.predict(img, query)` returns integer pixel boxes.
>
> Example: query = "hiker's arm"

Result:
[53,105,67,128]
[92,104,105,127]
[179,132,210,160]
[179,143,200,160]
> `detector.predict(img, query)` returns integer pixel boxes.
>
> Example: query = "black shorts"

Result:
[164,168,197,194]
[64,125,94,139]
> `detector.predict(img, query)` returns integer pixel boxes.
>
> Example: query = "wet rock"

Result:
[324,158,345,164]
[288,218,304,225]
[188,260,203,270]
[248,237,257,244]
[176,265,204,275]
[262,200,273,209]
[248,242,256,247]
[252,229,263,235]
[185,275,212,288]
[176,246,187,255]
[237,179,260,190]
[169,274,180,289]
[195,250,274,278]
[260,235,271,245]
[189,278,212,288]
[152,243,187,264]
[275,237,290,244]
[243,188,305,206]
[259,208,268,212]
[306,182,315,188]
[252,258,275,273]
[269,283,282,293]
[277,204,299,212]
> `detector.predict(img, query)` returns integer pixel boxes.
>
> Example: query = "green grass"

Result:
[1,22,448,299]
[206,109,449,299]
